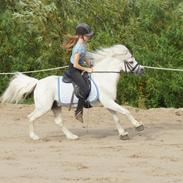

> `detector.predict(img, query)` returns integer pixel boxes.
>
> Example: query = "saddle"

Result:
[62,70,92,109]
[62,70,73,83]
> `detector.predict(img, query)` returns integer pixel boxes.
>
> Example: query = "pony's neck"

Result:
[93,58,122,95]
[93,57,122,72]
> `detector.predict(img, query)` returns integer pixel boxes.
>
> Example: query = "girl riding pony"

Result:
[63,23,94,122]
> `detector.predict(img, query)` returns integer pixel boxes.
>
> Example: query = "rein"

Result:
[92,71,121,73]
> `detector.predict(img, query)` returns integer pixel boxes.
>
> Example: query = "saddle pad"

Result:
[57,76,99,105]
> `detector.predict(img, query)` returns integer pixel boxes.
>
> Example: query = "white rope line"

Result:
[1,65,183,75]
[0,65,69,75]
[143,66,183,72]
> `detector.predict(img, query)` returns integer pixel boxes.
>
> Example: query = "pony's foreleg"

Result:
[52,106,79,140]
[102,98,144,131]
[107,109,129,140]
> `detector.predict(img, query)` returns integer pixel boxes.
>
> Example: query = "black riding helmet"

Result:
[76,23,94,37]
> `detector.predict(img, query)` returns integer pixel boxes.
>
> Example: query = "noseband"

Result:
[124,61,139,73]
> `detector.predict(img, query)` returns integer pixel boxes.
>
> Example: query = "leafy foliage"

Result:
[0,0,183,108]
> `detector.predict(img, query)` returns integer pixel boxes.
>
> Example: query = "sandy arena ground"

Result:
[0,103,183,183]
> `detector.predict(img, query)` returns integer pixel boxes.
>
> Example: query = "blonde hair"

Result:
[62,35,78,53]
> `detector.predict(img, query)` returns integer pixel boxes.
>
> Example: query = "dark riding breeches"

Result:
[68,64,90,112]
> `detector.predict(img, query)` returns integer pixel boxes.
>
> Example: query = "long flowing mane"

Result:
[87,44,129,62]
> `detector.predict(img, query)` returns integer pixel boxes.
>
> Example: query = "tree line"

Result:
[0,0,183,108]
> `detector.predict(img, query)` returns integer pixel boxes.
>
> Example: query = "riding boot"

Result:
[75,99,84,123]
[75,110,83,123]
[84,100,92,108]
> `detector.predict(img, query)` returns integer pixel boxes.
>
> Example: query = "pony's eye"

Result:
[129,61,134,64]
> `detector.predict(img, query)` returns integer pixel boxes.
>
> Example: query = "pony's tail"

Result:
[1,73,38,104]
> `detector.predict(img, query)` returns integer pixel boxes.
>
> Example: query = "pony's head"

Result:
[106,44,144,75]
[87,44,144,75]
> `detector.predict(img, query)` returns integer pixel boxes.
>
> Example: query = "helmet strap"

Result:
[81,35,85,41]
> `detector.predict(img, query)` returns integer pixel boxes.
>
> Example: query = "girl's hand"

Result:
[85,67,93,73]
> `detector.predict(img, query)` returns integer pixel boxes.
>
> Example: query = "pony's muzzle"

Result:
[139,66,145,75]
[135,65,144,76]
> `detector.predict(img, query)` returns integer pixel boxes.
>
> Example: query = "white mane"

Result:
[87,44,129,62]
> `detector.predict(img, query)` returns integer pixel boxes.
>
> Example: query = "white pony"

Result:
[1,44,144,140]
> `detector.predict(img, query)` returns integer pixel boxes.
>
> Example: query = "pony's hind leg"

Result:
[27,75,59,140]
[27,93,54,140]
[27,109,46,140]
[52,104,79,140]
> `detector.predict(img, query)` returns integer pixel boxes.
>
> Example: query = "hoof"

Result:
[136,124,144,132]
[120,134,130,140]
[30,133,40,140]
[67,134,79,140]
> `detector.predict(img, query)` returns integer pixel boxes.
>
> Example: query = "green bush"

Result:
[0,0,183,108]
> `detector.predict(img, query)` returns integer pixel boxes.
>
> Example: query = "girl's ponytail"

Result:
[62,35,78,53]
